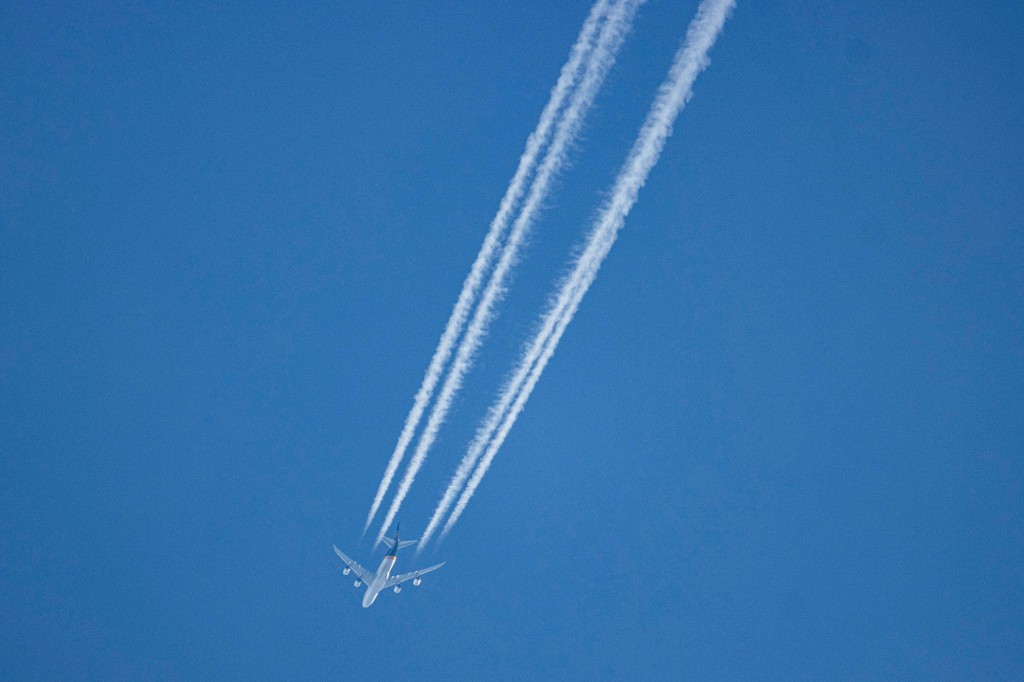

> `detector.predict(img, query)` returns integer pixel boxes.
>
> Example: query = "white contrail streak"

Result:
[434,0,736,545]
[363,0,615,533]
[375,0,642,546]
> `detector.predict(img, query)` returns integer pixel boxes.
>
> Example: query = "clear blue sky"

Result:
[2,1,1022,679]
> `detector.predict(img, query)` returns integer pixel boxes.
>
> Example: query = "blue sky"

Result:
[2,1,1022,679]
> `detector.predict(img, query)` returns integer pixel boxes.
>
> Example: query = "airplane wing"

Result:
[383,562,445,589]
[333,545,373,584]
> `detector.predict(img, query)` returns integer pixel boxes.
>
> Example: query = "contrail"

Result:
[434,0,736,545]
[363,0,615,533]
[375,0,643,547]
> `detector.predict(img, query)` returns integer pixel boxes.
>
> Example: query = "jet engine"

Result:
[354,580,361,587]
[412,578,422,586]
[394,586,402,594]
[342,567,351,576]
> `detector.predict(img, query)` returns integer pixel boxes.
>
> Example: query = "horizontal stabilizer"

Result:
[382,536,418,551]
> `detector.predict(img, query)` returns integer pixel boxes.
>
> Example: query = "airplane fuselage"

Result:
[361,554,397,608]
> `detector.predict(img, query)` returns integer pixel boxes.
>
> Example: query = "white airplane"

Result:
[333,524,445,608]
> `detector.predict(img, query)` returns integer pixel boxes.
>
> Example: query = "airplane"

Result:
[333,524,445,608]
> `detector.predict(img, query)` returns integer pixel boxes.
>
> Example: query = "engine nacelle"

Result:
[342,567,351,576]
[394,586,402,594]
[412,578,422,586]
[354,580,362,587]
